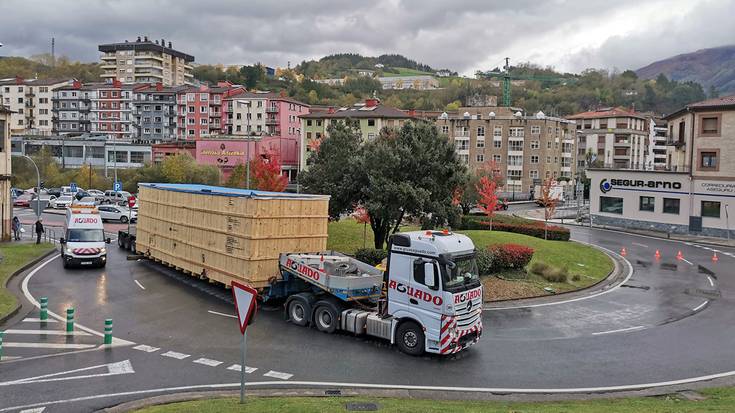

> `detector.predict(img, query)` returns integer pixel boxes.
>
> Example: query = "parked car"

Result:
[103,190,135,205]
[46,187,62,198]
[98,205,137,223]
[73,196,97,207]
[50,195,74,209]
[86,189,105,203]
[13,193,32,207]
[11,188,25,198]
[494,199,509,211]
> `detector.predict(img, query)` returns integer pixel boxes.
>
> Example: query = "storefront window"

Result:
[600,196,623,214]
[663,198,680,215]
[701,201,721,218]
[639,196,655,212]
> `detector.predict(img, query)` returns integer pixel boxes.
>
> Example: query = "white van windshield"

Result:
[67,229,104,242]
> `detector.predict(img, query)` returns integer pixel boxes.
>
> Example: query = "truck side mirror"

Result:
[424,262,438,290]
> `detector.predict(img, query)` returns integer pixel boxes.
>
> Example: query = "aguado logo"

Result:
[600,179,612,194]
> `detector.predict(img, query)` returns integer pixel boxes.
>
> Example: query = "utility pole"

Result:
[503,57,511,107]
[51,37,55,67]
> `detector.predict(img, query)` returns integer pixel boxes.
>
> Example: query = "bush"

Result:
[476,248,495,276]
[459,215,571,241]
[530,261,569,283]
[354,248,388,266]
[487,244,534,270]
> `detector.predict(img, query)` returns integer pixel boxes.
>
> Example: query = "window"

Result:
[663,198,680,214]
[367,133,376,140]
[493,154,501,163]
[367,119,376,127]
[476,154,484,163]
[507,170,522,180]
[509,127,524,137]
[547,141,552,149]
[600,196,623,214]
[530,140,540,149]
[477,126,485,136]
[458,154,469,163]
[508,141,523,151]
[493,140,501,148]
[413,260,437,287]
[493,127,502,137]
[531,125,541,134]
[699,151,718,170]
[200,106,207,113]
[546,156,551,163]
[639,196,655,212]
[530,155,539,164]
[130,151,146,163]
[441,125,449,134]
[476,138,485,148]
[700,116,720,135]
[701,201,721,218]
[529,170,539,179]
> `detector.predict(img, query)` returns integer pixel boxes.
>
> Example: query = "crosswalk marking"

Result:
[2,342,97,349]
[22,318,57,323]
[263,370,293,380]
[226,364,257,373]
[3,329,91,336]
[133,344,160,353]
[161,351,190,360]
[193,358,223,367]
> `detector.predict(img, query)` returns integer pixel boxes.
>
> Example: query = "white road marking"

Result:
[193,358,223,367]
[486,242,634,310]
[707,276,714,287]
[227,364,257,373]
[161,351,190,360]
[19,408,45,413]
[134,280,146,290]
[263,370,293,380]
[632,242,649,248]
[693,301,709,312]
[22,318,57,323]
[207,310,237,319]
[0,356,22,361]
[21,254,135,348]
[591,326,645,336]
[0,360,134,387]
[132,345,160,353]
[2,342,97,350]
[680,257,694,265]
[3,329,91,336]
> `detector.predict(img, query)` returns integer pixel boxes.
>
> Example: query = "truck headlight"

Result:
[100,248,107,254]
[65,248,73,255]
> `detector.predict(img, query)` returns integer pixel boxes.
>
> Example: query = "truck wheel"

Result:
[130,240,136,254]
[314,304,339,334]
[287,297,311,327]
[118,236,124,248]
[62,257,68,269]
[396,321,425,356]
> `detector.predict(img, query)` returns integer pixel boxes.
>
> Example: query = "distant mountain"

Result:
[636,45,735,94]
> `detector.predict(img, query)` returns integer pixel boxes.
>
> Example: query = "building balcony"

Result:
[266,106,279,113]
[266,118,278,125]
[667,139,685,148]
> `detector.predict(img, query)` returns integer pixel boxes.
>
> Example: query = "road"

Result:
[1,225,734,412]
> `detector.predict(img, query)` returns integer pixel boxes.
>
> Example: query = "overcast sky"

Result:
[1,0,733,75]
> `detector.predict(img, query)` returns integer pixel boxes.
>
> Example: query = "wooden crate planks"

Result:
[135,183,329,288]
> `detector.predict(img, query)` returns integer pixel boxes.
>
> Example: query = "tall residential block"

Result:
[0,77,73,136]
[568,107,648,169]
[99,36,194,86]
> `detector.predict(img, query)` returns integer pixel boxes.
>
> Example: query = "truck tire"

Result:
[313,303,339,334]
[118,236,124,248]
[396,321,425,356]
[287,296,311,327]
[130,239,136,254]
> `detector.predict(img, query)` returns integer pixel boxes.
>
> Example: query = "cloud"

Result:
[0,0,731,75]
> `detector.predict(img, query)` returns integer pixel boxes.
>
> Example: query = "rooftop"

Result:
[299,101,412,119]
[139,183,329,200]
[0,77,73,87]
[665,94,735,119]
[567,107,646,120]
[99,39,194,62]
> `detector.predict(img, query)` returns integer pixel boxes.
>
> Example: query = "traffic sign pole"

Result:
[231,281,258,405]
[240,330,247,403]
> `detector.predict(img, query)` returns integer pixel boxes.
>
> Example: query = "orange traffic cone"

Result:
[676,250,684,260]
[712,252,719,262]
[655,250,661,260]
[620,247,627,256]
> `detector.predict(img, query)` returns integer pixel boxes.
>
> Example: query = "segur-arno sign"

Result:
[600,178,683,194]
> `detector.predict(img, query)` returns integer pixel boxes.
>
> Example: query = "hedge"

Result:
[354,248,388,266]
[459,215,570,241]
[477,244,535,276]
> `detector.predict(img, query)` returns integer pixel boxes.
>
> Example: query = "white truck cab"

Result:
[60,205,110,268]
[386,230,482,355]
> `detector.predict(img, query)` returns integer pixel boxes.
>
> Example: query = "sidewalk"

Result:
[519,208,735,249]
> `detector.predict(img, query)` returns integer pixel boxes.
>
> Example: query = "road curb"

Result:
[0,246,57,327]
[483,239,624,309]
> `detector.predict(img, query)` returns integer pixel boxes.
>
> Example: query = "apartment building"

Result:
[132,84,186,143]
[99,36,194,86]
[299,98,413,168]
[176,83,245,140]
[588,95,735,238]
[0,106,11,240]
[568,107,648,169]
[376,75,439,90]
[436,107,576,198]
[52,81,94,135]
[0,77,73,136]
[89,81,135,140]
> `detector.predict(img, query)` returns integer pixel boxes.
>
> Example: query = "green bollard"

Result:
[40,297,48,321]
[104,319,113,345]
[66,308,75,333]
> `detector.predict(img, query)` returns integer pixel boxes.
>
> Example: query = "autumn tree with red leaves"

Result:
[352,205,371,248]
[224,150,288,192]
[539,178,559,240]
[476,175,499,230]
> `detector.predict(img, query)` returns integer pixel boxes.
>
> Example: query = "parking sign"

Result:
[113,181,123,192]
[70,182,78,193]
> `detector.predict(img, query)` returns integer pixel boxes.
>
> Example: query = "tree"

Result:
[250,152,288,192]
[539,178,559,240]
[475,176,499,230]
[224,163,248,188]
[352,205,371,248]
[239,64,265,89]
[457,160,503,215]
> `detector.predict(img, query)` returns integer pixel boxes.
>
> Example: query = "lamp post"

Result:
[12,154,41,218]
[726,204,731,242]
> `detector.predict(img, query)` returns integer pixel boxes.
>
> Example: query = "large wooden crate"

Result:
[135,183,329,289]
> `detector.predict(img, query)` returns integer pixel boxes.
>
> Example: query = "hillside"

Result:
[636,45,735,94]
[294,53,456,79]
[0,54,102,83]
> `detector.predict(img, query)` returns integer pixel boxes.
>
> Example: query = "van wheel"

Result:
[396,321,425,356]
[314,304,339,334]
[62,257,69,269]
[287,297,310,327]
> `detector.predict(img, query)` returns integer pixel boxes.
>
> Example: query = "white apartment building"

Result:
[569,107,648,169]
[99,36,194,86]
[0,77,73,136]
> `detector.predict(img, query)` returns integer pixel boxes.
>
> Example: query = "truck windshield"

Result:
[442,254,480,292]
[67,229,104,242]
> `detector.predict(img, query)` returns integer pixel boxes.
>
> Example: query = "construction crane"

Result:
[476,57,577,107]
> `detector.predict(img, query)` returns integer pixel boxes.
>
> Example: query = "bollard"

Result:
[40,297,48,321]
[66,308,75,333]
[104,319,113,345]
[0,331,4,361]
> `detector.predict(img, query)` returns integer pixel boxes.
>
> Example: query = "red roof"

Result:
[567,107,645,120]
[687,94,735,109]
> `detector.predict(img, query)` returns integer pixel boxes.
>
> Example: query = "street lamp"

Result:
[726,204,731,242]
[11,154,42,218]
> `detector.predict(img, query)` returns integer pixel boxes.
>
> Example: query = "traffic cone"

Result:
[712,252,719,262]
[655,250,661,260]
[620,247,627,257]
[676,251,684,260]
